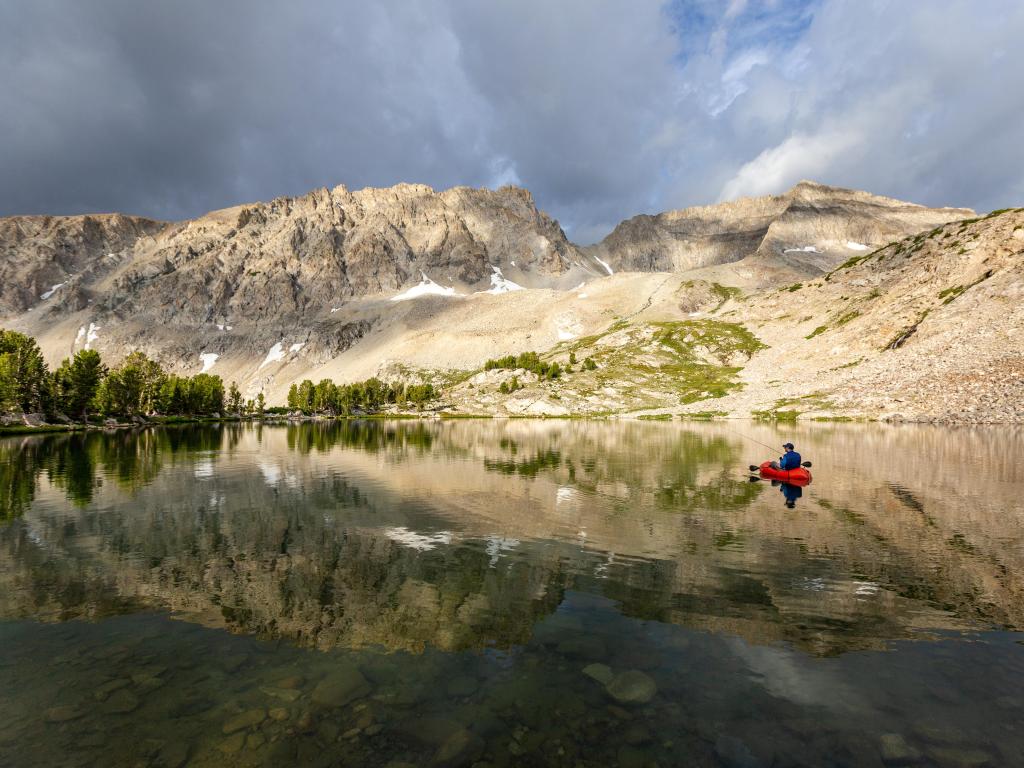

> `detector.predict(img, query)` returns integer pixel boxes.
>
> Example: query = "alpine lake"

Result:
[1,420,1022,768]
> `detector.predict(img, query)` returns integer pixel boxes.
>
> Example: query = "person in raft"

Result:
[770,442,801,472]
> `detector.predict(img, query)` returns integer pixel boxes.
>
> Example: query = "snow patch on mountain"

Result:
[84,323,100,349]
[482,266,524,294]
[593,255,614,275]
[259,342,285,369]
[199,353,218,373]
[40,283,64,300]
[391,273,460,302]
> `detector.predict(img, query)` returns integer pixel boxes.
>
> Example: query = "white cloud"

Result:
[720,128,861,201]
[706,0,1024,211]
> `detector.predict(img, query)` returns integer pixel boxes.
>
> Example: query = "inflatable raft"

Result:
[758,461,812,486]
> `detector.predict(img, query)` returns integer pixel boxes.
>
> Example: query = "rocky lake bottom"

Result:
[1,420,1022,767]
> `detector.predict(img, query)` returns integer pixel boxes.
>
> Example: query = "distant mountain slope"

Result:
[354,208,1023,423]
[586,181,974,280]
[721,206,1024,423]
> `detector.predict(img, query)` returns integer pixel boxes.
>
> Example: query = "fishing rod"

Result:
[723,427,780,453]
[723,427,813,472]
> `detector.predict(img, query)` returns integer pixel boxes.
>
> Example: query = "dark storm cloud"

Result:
[1,1,1022,243]
[0,1,493,221]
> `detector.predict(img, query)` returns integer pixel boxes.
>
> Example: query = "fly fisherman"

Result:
[770,442,801,471]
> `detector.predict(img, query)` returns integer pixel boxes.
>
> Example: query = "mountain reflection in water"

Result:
[2,421,1024,768]
[3,421,1023,655]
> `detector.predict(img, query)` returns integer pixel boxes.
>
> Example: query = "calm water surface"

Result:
[1,421,1023,767]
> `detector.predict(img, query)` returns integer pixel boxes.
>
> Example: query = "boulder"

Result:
[310,664,371,708]
[582,663,614,685]
[605,670,657,705]
[222,708,266,734]
[431,728,484,767]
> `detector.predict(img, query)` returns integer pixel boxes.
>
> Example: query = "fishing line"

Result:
[723,427,781,453]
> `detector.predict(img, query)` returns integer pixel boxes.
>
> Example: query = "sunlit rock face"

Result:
[587,181,973,278]
[2,421,1023,657]
[0,183,598,397]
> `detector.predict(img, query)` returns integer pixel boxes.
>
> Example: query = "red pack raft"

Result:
[758,461,812,486]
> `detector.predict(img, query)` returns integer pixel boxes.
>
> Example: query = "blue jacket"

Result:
[779,450,801,470]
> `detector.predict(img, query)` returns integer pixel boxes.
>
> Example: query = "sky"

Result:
[2,0,1022,243]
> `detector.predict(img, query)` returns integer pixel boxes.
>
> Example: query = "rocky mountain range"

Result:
[1,180,1020,422]
[586,180,974,282]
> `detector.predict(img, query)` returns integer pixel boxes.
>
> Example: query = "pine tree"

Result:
[228,382,243,413]
[0,353,17,414]
[314,379,337,414]
[255,392,266,416]
[62,350,106,420]
[157,376,187,414]
[0,329,49,413]
[187,374,225,415]
[296,380,315,413]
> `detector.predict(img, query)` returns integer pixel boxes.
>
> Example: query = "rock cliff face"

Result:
[587,181,973,277]
[3,183,590,326]
[0,183,602,393]
[0,214,165,317]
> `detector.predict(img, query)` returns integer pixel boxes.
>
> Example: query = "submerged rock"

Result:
[261,685,302,702]
[43,705,84,723]
[431,728,484,767]
[294,710,316,734]
[311,664,371,708]
[102,689,141,714]
[582,663,614,685]
[218,732,246,754]
[879,733,922,764]
[93,678,131,701]
[222,708,267,734]
[246,731,266,750]
[605,670,657,704]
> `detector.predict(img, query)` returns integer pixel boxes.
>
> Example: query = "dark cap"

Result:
[783,442,794,449]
